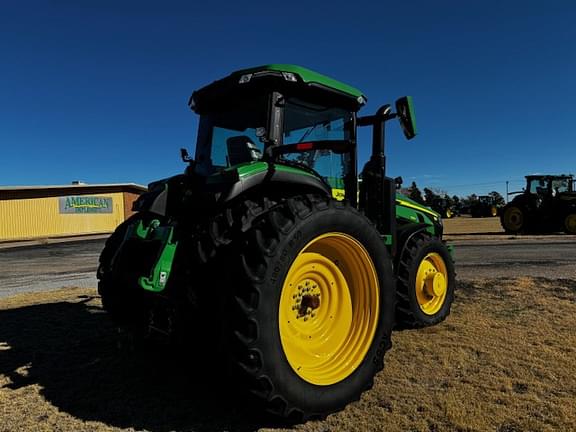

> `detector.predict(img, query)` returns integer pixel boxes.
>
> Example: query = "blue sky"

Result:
[1,1,575,199]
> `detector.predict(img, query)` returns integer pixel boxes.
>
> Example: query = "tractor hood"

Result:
[395,193,442,238]
[396,194,441,219]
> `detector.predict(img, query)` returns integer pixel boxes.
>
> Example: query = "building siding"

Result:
[0,193,125,241]
[123,191,140,220]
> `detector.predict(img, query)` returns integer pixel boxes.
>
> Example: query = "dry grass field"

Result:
[1,276,575,432]
[443,216,504,236]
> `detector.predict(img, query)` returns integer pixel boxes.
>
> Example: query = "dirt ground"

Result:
[1,276,575,432]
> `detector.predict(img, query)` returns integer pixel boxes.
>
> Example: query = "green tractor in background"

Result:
[97,65,455,421]
[501,174,576,234]
[430,196,458,219]
[470,195,499,218]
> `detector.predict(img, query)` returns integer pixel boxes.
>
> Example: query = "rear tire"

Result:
[223,195,395,421]
[395,233,455,329]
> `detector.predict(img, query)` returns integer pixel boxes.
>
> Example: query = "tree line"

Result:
[405,182,505,208]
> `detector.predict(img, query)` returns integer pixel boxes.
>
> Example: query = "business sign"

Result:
[59,196,113,214]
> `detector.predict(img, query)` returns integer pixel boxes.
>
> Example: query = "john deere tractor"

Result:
[430,196,458,219]
[97,65,455,421]
[501,174,576,234]
[470,195,499,218]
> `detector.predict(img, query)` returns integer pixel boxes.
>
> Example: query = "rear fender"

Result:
[215,164,332,204]
[133,165,332,218]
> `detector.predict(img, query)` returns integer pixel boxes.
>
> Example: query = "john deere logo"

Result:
[59,196,113,214]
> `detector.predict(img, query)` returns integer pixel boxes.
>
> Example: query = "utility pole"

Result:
[506,181,509,203]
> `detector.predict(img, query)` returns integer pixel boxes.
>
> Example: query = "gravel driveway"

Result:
[1,235,574,298]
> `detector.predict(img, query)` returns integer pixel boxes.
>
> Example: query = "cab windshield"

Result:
[282,98,353,195]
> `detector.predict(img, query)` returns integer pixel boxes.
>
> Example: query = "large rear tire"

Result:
[224,195,395,421]
[395,232,455,329]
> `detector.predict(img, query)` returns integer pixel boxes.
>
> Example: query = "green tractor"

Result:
[470,195,499,218]
[97,65,455,421]
[430,196,458,219]
[501,174,576,234]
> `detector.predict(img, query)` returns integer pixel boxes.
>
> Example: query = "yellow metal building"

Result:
[0,183,146,242]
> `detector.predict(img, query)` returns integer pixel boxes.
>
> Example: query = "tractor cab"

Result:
[188,64,418,216]
[190,65,363,203]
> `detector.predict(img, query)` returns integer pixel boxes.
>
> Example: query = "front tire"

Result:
[395,232,455,329]
[500,205,525,233]
[225,195,395,421]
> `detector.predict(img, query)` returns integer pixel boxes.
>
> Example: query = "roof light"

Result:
[282,72,298,82]
[188,95,196,110]
[239,73,253,84]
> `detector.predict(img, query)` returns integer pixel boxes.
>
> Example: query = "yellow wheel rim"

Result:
[415,252,448,315]
[446,209,453,218]
[278,232,380,386]
[504,207,523,231]
[566,214,576,234]
[491,206,498,217]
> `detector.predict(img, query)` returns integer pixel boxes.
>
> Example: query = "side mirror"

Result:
[395,96,417,140]
[180,148,194,163]
[394,176,403,189]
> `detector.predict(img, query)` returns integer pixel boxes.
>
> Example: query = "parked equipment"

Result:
[97,65,455,421]
[500,174,576,234]
[470,195,499,218]
[430,196,458,219]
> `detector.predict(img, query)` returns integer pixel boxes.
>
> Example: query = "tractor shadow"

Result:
[0,295,281,432]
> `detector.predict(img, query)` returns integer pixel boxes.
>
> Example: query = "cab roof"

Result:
[191,64,367,112]
[234,64,365,100]
[526,174,573,180]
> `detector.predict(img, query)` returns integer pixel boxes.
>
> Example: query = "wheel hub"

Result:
[505,207,523,230]
[425,272,446,297]
[292,279,322,319]
[416,252,449,315]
